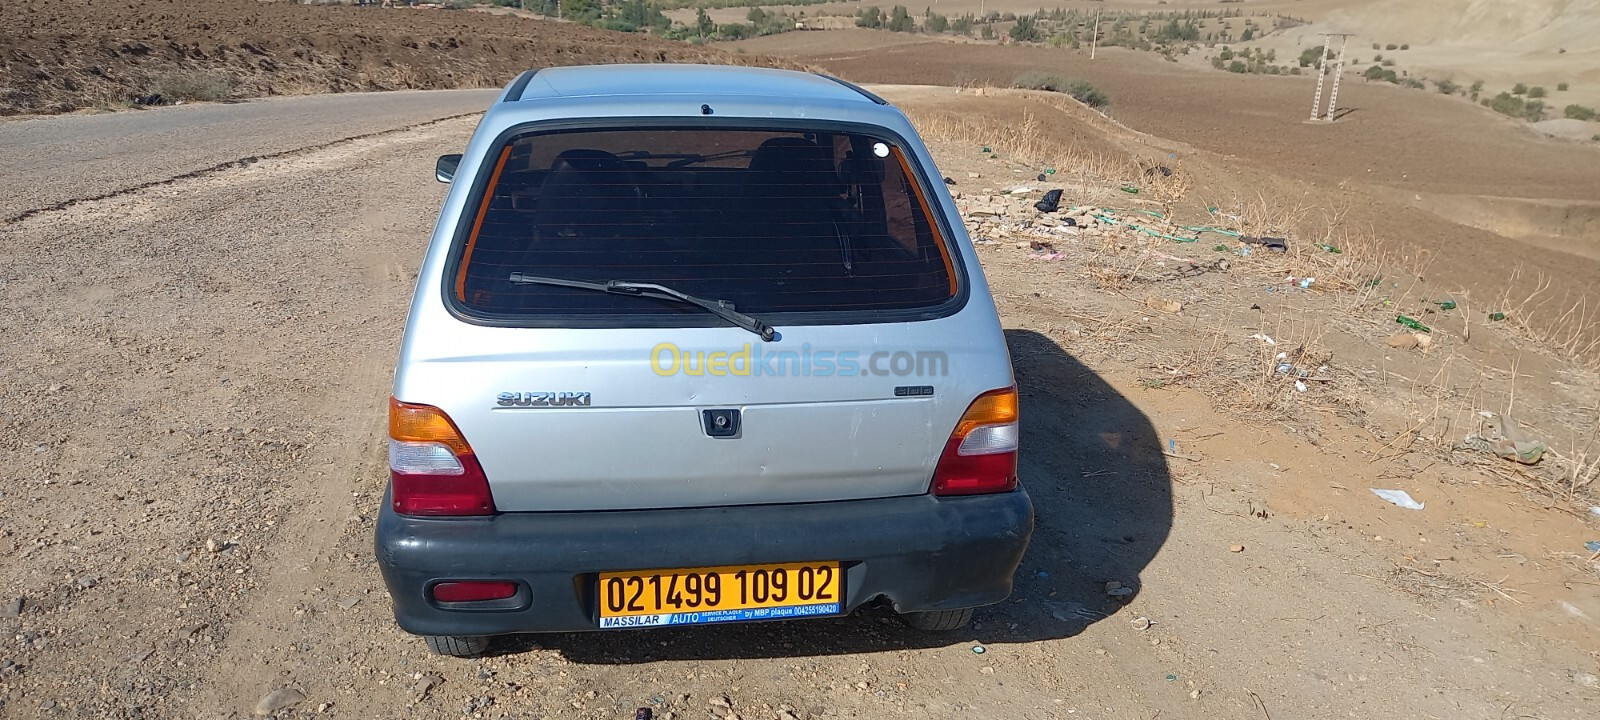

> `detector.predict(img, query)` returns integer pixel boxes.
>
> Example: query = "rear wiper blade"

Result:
[507,274,777,342]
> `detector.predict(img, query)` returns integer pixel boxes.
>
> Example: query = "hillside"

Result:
[0,0,794,116]
[1262,0,1600,102]
[1320,0,1600,51]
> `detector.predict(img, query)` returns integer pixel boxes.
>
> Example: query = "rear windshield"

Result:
[451,127,957,319]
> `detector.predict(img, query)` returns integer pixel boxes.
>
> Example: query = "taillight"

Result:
[389,397,495,516]
[932,388,1019,496]
[431,581,518,603]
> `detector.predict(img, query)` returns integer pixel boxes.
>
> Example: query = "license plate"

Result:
[597,561,842,629]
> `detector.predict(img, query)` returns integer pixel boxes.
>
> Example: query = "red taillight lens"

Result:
[389,398,495,516]
[932,388,1020,496]
[431,581,518,603]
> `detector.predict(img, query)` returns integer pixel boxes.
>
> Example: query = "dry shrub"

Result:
[147,70,238,102]
[1487,267,1600,371]
[905,106,1130,181]
[1011,72,1110,108]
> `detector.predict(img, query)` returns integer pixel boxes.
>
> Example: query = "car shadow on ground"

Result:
[497,329,1172,662]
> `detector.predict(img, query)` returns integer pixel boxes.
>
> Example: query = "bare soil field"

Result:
[1,86,1598,720]
[0,0,791,116]
[729,30,1600,349]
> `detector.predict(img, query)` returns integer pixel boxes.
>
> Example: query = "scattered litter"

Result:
[1036,173,1046,182]
[1590,506,1600,517]
[1187,225,1242,238]
[1585,541,1600,553]
[1236,245,1253,257]
[1435,300,1456,311]
[1250,333,1277,346]
[1145,296,1184,314]
[1241,236,1288,252]
[1214,244,1229,252]
[1294,380,1308,393]
[1395,315,1432,333]
[1462,413,1546,465]
[1060,216,1077,227]
[943,176,957,186]
[1370,489,1425,510]
[1488,311,1507,321]
[1168,439,1177,453]
[1316,243,1342,253]
[1130,616,1153,631]
[338,595,363,610]
[1229,544,1245,553]
[1383,333,1416,348]
[1043,168,1056,175]
[1010,186,1034,194]
[1104,580,1135,599]
[1033,189,1064,213]
[1148,250,1195,264]
[971,645,986,654]
[1047,600,1104,622]
[1286,275,1314,289]
[1144,165,1174,178]
[1120,185,1140,194]
[980,146,991,153]
[636,708,654,720]
[1166,674,1178,682]
[967,172,981,179]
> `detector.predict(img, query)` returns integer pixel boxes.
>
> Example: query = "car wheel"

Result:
[901,608,974,631]
[424,634,490,657]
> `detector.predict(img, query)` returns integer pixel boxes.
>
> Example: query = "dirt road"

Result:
[1,93,1596,720]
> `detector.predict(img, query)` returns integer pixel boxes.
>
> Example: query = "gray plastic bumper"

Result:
[375,488,1033,637]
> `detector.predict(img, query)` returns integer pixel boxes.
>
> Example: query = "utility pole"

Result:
[1309,35,1330,121]
[1326,34,1350,120]
[1090,9,1101,59]
[1309,33,1352,121]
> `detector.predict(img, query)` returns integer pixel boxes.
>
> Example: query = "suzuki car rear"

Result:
[376,65,1033,657]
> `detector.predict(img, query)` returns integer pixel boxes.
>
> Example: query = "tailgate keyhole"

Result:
[702,409,741,438]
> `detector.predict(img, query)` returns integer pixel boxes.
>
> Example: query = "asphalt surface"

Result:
[0,89,497,220]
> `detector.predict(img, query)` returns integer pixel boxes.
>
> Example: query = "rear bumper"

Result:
[375,488,1033,636]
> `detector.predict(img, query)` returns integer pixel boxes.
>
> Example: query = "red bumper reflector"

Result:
[431,581,518,603]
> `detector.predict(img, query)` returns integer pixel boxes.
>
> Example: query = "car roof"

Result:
[507,64,883,105]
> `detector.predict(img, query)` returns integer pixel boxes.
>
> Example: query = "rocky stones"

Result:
[414,673,444,701]
[253,687,305,716]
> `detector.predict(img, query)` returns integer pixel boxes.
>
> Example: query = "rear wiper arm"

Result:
[507,274,777,342]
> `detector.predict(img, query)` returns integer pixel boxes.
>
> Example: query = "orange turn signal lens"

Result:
[952,388,1019,438]
[389,397,473,456]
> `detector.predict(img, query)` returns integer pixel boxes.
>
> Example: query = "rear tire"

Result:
[901,608,974,631]
[424,634,490,657]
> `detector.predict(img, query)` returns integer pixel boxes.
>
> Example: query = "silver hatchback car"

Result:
[377,64,1033,657]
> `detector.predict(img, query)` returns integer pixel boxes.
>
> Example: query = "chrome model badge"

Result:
[496,391,592,408]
